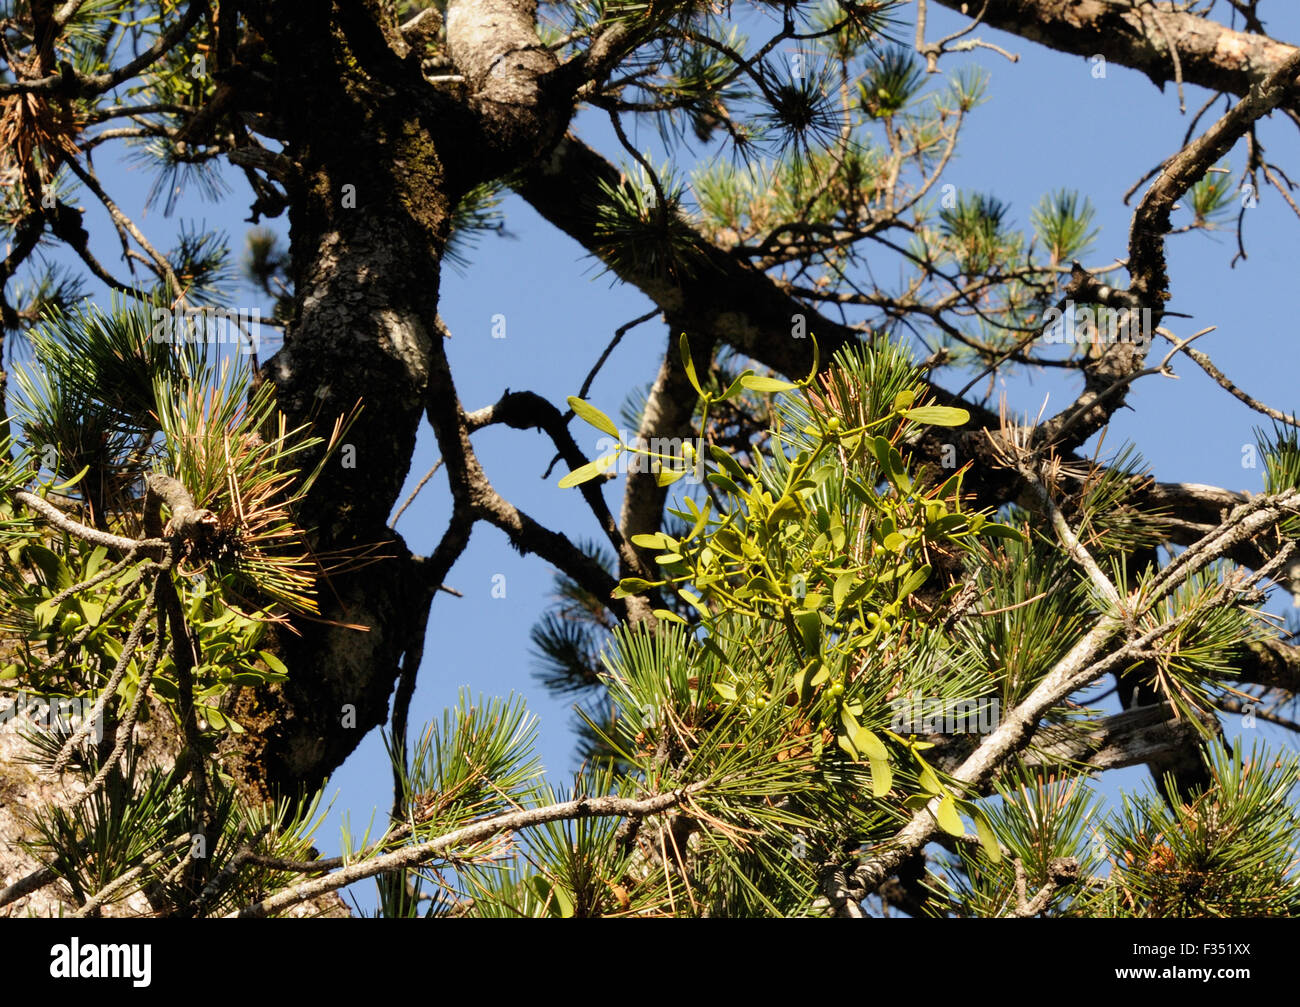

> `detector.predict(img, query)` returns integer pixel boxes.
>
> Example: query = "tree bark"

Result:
[224,0,575,796]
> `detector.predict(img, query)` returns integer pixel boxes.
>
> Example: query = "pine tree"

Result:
[1,1,1298,917]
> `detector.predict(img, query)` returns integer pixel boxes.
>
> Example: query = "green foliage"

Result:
[859,46,925,120]
[394,692,544,828]
[3,301,348,738]
[593,159,704,282]
[1031,189,1098,265]
[939,191,1016,276]
[19,721,325,916]
[3,0,1297,923]
[1258,421,1300,501]
[541,338,1025,913]
[944,766,1106,917]
[1102,744,1300,917]
[530,336,1300,916]
[444,182,507,272]
[158,222,235,305]
[1187,163,1235,229]
[152,358,348,616]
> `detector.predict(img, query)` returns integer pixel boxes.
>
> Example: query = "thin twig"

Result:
[52,593,155,772]
[389,458,444,529]
[0,1,204,96]
[572,307,660,409]
[1020,463,1126,615]
[1165,335,1299,427]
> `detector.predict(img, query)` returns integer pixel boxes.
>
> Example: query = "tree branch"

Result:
[848,489,1300,898]
[0,1,205,97]
[232,784,702,917]
[930,0,1300,110]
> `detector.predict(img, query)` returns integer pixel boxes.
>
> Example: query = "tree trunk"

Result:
[223,0,572,798]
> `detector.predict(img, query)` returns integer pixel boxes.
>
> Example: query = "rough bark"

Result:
[221,0,577,796]
[932,0,1300,106]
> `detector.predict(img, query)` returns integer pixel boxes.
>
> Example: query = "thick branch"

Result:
[1021,702,1211,773]
[930,0,1300,109]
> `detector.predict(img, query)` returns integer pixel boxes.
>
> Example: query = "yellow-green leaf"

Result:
[612,577,663,598]
[972,809,1003,863]
[719,370,753,400]
[802,333,820,386]
[33,597,61,630]
[868,755,892,797]
[833,572,855,610]
[25,544,71,590]
[679,589,710,618]
[740,375,799,394]
[566,396,620,438]
[50,464,90,492]
[83,546,108,579]
[795,608,821,654]
[853,726,888,762]
[680,333,706,399]
[709,445,747,481]
[767,494,805,526]
[903,405,970,427]
[897,563,931,600]
[557,450,621,488]
[688,498,711,540]
[935,794,964,836]
[891,389,917,411]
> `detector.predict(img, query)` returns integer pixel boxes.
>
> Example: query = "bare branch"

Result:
[13,490,165,554]
[232,785,703,918]
[1167,337,1299,427]
[929,0,1300,110]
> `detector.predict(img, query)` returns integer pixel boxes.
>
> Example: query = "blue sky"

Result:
[9,2,1300,913]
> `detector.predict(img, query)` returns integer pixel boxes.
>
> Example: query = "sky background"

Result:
[7,1,1300,914]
